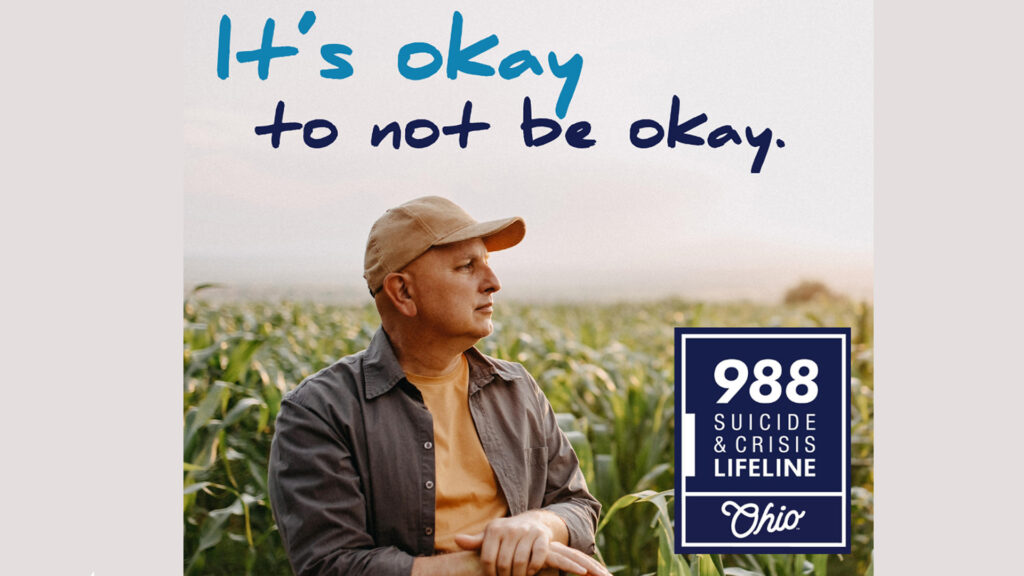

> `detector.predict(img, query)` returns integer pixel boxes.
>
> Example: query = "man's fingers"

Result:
[511,535,536,576]
[527,536,549,575]
[453,532,485,551]
[494,532,518,576]
[479,531,500,576]
[572,551,613,576]
[542,548,587,575]
[578,555,613,576]
[548,543,612,576]
[457,524,611,576]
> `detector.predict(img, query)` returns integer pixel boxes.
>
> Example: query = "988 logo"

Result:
[675,328,851,554]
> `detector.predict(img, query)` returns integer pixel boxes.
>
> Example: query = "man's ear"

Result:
[381,272,417,317]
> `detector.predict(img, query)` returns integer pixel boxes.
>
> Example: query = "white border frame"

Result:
[678,332,848,549]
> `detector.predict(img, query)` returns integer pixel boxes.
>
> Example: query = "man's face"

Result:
[403,237,501,342]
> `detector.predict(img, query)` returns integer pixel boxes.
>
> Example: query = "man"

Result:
[268,196,609,576]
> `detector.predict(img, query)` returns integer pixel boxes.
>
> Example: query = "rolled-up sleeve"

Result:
[268,395,414,576]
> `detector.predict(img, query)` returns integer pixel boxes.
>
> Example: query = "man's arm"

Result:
[407,513,600,576]
[533,373,602,554]
[445,367,609,576]
[268,396,415,576]
[451,510,610,576]
[410,550,484,576]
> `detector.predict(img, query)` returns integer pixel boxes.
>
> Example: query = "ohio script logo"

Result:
[721,501,806,539]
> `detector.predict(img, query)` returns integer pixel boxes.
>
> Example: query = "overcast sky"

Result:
[184,1,872,302]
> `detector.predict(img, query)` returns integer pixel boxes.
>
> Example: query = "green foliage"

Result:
[183,298,381,575]
[183,296,874,576]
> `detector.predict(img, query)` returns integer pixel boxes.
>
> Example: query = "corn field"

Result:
[184,292,873,576]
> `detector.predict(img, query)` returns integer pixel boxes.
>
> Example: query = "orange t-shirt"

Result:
[406,354,509,553]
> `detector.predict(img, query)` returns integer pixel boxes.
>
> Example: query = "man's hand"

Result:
[453,512,611,576]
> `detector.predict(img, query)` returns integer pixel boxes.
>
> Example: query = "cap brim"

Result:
[435,216,526,252]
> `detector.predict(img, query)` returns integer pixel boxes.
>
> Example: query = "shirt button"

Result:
[425,480,434,490]
[425,527,433,536]
[424,441,433,450]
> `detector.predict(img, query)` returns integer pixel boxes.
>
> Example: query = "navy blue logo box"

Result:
[674,328,851,554]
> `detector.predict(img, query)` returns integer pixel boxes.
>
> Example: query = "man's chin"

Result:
[477,322,494,339]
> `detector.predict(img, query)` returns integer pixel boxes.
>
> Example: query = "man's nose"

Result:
[481,261,501,293]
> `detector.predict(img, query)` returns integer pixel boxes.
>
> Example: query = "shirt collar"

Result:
[465,345,520,394]
[362,326,519,400]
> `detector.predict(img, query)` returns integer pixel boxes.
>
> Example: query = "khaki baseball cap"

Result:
[363,196,526,295]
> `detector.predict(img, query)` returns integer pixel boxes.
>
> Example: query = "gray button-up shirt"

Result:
[268,328,601,576]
